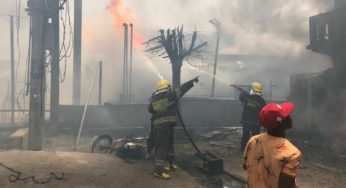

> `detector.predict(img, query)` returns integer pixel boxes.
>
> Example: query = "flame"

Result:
[107,0,144,49]
[83,26,92,44]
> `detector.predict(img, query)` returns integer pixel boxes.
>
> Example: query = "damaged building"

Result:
[290,0,346,135]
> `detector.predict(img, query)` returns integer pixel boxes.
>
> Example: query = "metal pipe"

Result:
[129,23,133,103]
[75,65,99,151]
[98,61,103,105]
[125,24,129,103]
[122,23,128,103]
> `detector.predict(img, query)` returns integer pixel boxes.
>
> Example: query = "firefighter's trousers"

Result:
[241,123,261,151]
[153,122,175,173]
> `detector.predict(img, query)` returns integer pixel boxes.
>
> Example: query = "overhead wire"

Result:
[25,16,32,96]
[14,0,29,118]
[58,0,73,83]
[15,0,22,82]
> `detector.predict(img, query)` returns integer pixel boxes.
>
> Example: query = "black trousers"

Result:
[166,127,174,163]
[241,123,261,151]
[153,123,175,173]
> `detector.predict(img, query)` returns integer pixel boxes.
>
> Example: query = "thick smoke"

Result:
[0,0,335,106]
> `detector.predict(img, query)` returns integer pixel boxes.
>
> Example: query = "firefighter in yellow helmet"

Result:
[238,82,266,151]
[148,77,199,179]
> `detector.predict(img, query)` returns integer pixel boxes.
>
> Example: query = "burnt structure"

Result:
[308,0,346,83]
[290,0,346,131]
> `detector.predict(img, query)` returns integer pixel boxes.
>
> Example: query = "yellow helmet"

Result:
[156,79,170,90]
[251,82,263,93]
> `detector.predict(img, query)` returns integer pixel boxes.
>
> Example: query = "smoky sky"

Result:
[0,0,334,106]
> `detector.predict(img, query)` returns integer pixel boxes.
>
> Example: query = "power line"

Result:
[58,0,73,83]
[25,17,32,96]
[15,0,22,82]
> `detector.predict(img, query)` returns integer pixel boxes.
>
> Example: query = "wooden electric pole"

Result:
[73,0,82,105]
[50,0,60,126]
[10,15,15,125]
[27,0,47,150]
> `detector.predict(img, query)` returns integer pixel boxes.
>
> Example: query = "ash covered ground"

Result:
[0,128,344,188]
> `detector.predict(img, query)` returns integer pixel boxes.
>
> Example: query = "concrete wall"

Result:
[59,98,245,131]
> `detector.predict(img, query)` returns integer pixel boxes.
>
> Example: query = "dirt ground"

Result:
[0,150,206,188]
[0,129,345,188]
[174,129,346,188]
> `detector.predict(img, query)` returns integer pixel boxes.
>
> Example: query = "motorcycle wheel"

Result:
[91,134,113,153]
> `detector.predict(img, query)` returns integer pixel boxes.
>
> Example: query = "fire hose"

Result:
[175,107,202,154]
[176,107,246,185]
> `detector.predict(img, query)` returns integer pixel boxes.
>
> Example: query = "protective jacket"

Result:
[148,80,194,125]
[239,91,265,125]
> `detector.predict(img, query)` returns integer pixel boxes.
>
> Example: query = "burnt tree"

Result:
[145,26,208,88]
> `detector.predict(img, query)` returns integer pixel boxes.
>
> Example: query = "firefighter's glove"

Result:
[192,76,199,84]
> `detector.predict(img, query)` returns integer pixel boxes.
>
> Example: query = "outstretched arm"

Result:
[169,77,199,101]
[239,90,249,102]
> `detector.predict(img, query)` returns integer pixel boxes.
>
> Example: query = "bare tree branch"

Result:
[181,42,208,57]
[144,25,209,88]
[144,45,163,52]
[143,36,161,45]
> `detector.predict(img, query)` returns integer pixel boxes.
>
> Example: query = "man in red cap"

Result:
[243,102,301,188]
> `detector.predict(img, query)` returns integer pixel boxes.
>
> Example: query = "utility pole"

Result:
[210,19,221,98]
[98,61,102,105]
[27,0,47,150]
[73,0,82,105]
[50,0,60,126]
[10,15,15,125]
[269,80,276,101]
[270,80,272,101]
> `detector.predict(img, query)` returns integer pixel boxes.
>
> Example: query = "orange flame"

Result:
[107,0,144,49]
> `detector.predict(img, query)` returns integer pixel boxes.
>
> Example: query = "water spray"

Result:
[144,58,164,80]
[185,63,229,85]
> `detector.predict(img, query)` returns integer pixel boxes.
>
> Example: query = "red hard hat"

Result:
[259,102,294,130]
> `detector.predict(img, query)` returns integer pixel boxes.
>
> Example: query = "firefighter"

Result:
[239,82,265,151]
[148,77,199,179]
[243,102,301,188]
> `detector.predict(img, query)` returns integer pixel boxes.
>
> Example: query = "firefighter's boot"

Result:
[164,162,178,171]
[154,160,170,179]
[153,172,170,179]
